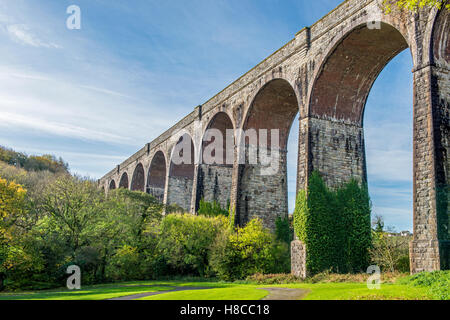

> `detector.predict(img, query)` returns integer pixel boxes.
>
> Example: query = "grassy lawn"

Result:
[279,283,431,300]
[0,279,436,300]
[139,286,269,301]
[0,284,173,300]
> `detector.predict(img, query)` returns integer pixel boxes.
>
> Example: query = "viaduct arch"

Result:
[99,0,449,275]
[131,163,145,192]
[147,151,167,202]
[193,111,235,212]
[119,172,129,189]
[237,79,299,230]
[167,133,196,211]
[109,180,116,191]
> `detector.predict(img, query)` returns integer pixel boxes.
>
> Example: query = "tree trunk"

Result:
[0,273,5,291]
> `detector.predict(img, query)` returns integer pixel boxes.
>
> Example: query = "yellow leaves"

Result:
[0,176,27,224]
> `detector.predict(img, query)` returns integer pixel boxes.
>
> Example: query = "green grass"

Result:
[138,282,432,301]
[0,277,440,300]
[0,284,173,300]
[139,286,269,301]
[397,271,450,300]
[278,283,432,300]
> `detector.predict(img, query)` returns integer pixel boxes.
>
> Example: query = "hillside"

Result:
[0,145,69,174]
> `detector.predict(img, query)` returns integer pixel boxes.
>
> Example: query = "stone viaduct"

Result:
[99,0,449,275]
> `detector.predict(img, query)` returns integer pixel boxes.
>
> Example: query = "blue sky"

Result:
[0,0,413,231]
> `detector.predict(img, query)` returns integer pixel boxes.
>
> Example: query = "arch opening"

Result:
[196,112,235,211]
[167,133,195,211]
[307,23,410,188]
[131,163,145,192]
[147,151,167,202]
[119,172,129,189]
[238,78,299,230]
[310,23,409,125]
[109,180,116,191]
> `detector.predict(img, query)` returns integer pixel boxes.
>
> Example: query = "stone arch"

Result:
[202,111,235,165]
[119,172,129,189]
[167,133,196,211]
[147,151,167,202]
[309,22,409,125]
[131,163,145,192]
[305,22,411,188]
[431,8,449,68]
[109,180,116,191]
[237,78,300,230]
[195,111,235,211]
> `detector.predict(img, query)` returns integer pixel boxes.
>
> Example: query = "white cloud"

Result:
[0,66,175,147]
[79,85,134,100]
[0,111,130,144]
[6,24,61,49]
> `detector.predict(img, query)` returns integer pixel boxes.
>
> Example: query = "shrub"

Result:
[198,199,229,217]
[157,214,228,277]
[210,219,290,281]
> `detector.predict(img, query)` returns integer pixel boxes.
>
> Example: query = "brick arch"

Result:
[237,78,299,230]
[167,133,195,211]
[194,111,236,212]
[119,172,129,189]
[131,163,145,192]
[431,8,449,68]
[109,180,116,191]
[309,22,409,125]
[202,111,235,165]
[241,78,299,149]
[147,151,167,202]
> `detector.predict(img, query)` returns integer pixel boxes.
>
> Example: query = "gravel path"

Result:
[260,288,310,300]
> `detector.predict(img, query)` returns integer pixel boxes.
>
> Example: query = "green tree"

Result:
[39,176,102,254]
[0,177,27,290]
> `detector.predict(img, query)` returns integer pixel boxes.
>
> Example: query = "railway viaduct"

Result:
[99,0,449,275]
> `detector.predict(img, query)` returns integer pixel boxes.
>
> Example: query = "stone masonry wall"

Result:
[308,117,367,188]
[237,150,288,231]
[167,176,194,212]
[196,164,233,210]
[291,240,307,279]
